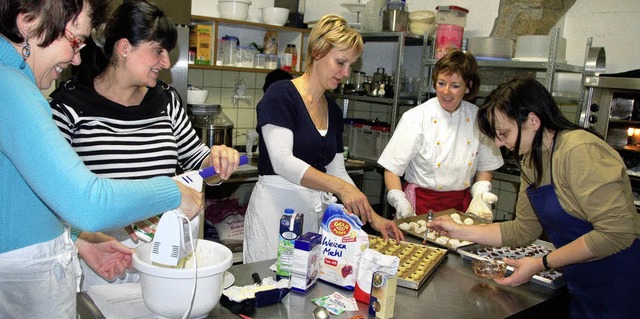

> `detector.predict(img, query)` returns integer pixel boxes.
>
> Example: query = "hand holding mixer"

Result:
[150,155,249,267]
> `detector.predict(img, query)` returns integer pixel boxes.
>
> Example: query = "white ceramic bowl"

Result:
[409,10,436,23]
[218,0,251,21]
[187,89,209,104]
[409,21,436,37]
[261,7,290,26]
[133,239,232,319]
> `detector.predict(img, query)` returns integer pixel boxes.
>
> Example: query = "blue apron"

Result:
[526,134,640,319]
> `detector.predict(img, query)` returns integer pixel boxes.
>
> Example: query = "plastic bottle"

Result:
[276,208,303,277]
[282,44,294,72]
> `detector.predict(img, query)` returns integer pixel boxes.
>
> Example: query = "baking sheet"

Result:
[395,209,487,251]
[457,239,565,290]
[368,235,448,290]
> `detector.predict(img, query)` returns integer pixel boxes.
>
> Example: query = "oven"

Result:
[580,75,640,210]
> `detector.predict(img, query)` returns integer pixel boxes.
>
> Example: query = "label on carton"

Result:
[276,210,303,277]
[291,232,322,294]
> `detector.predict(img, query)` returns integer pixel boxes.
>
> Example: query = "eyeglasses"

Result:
[64,28,86,54]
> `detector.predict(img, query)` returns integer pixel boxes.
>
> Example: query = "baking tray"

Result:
[368,235,448,290]
[457,239,565,290]
[395,209,487,251]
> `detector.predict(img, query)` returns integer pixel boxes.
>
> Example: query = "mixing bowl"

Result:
[218,0,251,21]
[133,239,233,319]
[261,7,289,26]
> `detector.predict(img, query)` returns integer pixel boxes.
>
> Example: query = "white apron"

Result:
[0,226,81,319]
[243,175,335,263]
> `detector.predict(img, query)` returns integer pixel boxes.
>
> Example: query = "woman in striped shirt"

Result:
[50,0,239,290]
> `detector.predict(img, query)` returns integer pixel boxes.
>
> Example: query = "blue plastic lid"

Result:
[284,208,294,214]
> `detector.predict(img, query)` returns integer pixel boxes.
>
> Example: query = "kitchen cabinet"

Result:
[189,16,310,75]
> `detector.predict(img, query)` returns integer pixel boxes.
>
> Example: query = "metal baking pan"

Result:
[457,239,565,290]
[395,209,487,251]
[368,235,448,290]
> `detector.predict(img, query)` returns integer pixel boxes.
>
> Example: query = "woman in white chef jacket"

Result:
[378,50,503,219]
[243,14,403,263]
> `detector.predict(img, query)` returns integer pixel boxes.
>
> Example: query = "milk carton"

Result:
[291,232,322,294]
[276,208,303,277]
[318,204,369,290]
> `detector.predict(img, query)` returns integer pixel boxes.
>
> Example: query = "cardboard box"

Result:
[189,24,212,65]
[290,232,322,294]
[368,271,397,319]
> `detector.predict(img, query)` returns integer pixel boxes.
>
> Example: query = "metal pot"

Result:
[190,103,234,147]
[382,9,408,32]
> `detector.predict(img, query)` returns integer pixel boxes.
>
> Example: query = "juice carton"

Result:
[368,271,397,319]
[189,24,212,65]
[291,232,322,294]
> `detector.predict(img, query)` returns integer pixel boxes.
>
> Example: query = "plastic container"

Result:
[266,54,278,70]
[435,24,464,59]
[276,208,303,277]
[236,46,256,68]
[348,123,391,161]
[218,38,238,66]
[468,37,514,59]
[435,5,468,27]
[513,35,567,63]
[254,53,266,68]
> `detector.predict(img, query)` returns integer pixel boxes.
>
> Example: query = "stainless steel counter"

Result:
[77,237,568,319]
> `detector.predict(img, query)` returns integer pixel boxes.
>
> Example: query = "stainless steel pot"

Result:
[190,103,234,147]
[382,9,408,32]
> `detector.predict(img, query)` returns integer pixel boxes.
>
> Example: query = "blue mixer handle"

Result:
[198,154,249,178]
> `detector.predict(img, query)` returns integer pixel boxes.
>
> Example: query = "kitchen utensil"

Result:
[187,89,209,104]
[261,7,289,26]
[372,67,385,85]
[246,129,259,156]
[312,306,330,319]
[218,0,251,21]
[150,155,249,267]
[513,35,567,62]
[382,9,408,32]
[409,10,436,23]
[422,210,433,243]
[134,239,232,319]
[351,71,366,94]
[468,37,514,59]
[190,103,234,147]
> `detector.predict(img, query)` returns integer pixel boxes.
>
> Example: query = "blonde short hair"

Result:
[305,14,363,71]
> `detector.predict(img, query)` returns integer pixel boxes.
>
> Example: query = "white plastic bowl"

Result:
[133,239,232,319]
[261,7,289,26]
[187,89,209,104]
[218,0,251,21]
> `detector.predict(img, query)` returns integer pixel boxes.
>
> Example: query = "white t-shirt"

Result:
[378,98,503,191]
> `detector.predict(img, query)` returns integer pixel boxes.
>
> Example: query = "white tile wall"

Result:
[188,69,267,146]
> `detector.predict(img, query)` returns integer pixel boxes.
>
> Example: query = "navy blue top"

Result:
[257,80,344,176]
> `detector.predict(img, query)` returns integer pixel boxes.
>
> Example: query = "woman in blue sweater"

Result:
[0,1,232,317]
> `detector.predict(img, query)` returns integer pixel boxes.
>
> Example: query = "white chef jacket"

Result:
[378,97,503,191]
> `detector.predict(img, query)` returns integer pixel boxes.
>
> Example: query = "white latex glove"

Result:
[387,189,416,219]
[470,181,492,197]
[466,191,498,222]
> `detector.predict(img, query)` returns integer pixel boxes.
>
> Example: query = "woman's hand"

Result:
[176,181,203,220]
[337,184,374,224]
[428,214,463,239]
[76,232,133,280]
[494,257,541,286]
[370,213,405,241]
[206,145,241,180]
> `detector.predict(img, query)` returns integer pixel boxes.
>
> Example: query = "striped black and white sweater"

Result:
[50,79,210,180]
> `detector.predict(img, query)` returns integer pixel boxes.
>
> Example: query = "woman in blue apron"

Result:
[429,76,640,318]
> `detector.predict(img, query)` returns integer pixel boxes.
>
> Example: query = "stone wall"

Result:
[492,0,577,40]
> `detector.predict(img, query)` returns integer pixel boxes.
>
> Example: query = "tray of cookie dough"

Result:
[368,235,448,290]
[395,209,486,251]
[457,239,566,290]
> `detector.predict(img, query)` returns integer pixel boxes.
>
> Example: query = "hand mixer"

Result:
[151,155,249,267]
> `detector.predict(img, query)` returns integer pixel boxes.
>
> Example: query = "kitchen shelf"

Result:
[327,92,417,106]
[189,16,310,74]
